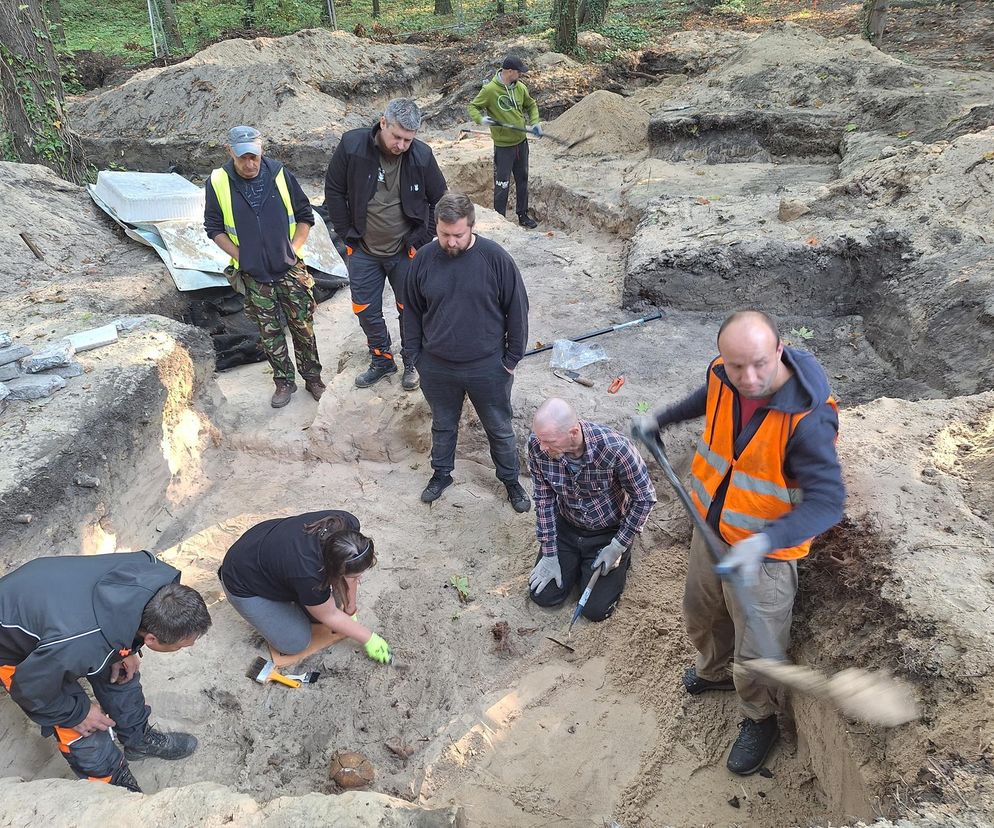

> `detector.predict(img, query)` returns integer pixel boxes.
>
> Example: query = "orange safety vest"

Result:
[689,357,838,561]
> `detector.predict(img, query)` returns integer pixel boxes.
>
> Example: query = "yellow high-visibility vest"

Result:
[209,166,296,269]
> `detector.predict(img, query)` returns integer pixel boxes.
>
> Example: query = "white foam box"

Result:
[92,171,205,223]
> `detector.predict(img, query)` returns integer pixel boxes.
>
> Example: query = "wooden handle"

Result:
[574,376,595,387]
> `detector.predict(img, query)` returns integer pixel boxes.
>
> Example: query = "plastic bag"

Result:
[549,339,608,371]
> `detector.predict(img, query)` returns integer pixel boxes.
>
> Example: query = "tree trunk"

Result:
[157,0,184,54]
[496,0,505,13]
[577,0,607,25]
[44,0,64,44]
[552,0,577,54]
[863,0,889,46]
[0,0,86,182]
[517,0,526,10]
[435,0,453,14]
[372,0,381,18]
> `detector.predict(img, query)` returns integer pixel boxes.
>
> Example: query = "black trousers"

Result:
[346,245,414,367]
[493,141,529,219]
[529,515,631,621]
[417,351,519,483]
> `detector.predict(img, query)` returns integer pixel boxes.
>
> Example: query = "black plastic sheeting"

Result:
[183,270,349,371]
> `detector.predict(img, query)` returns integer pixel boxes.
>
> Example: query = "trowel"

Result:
[547,568,602,652]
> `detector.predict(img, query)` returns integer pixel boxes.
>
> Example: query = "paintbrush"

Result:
[284,669,320,684]
[246,657,301,688]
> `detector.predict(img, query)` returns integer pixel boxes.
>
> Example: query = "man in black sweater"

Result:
[405,191,531,512]
[324,99,447,392]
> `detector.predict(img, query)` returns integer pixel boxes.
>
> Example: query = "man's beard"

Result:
[443,246,464,258]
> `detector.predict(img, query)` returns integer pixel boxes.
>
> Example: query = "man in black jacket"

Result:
[205,125,322,409]
[324,99,447,391]
[0,551,212,793]
[405,191,531,512]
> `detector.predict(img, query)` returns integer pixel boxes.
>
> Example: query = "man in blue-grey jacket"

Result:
[633,309,845,777]
[0,551,212,793]
[205,125,322,409]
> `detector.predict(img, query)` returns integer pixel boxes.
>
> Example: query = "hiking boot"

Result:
[355,362,397,388]
[401,364,420,391]
[304,376,326,401]
[124,725,198,762]
[271,380,297,408]
[519,215,538,229]
[683,665,735,695]
[726,715,778,776]
[421,471,453,503]
[110,761,143,793]
[505,481,531,513]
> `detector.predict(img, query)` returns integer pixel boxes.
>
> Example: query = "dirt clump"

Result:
[545,89,651,157]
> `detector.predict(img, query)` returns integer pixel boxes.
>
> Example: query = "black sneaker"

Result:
[421,472,453,503]
[683,665,735,695]
[110,761,143,792]
[355,362,398,388]
[519,215,538,229]
[401,364,420,391]
[726,715,778,776]
[124,725,198,762]
[505,481,531,513]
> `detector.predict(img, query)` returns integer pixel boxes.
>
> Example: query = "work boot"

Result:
[726,715,778,776]
[304,376,326,401]
[271,380,296,408]
[124,725,198,762]
[421,471,453,503]
[683,665,735,695]
[109,761,143,793]
[519,215,538,229]
[401,364,420,391]
[505,481,531,513]
[355,362,397,388]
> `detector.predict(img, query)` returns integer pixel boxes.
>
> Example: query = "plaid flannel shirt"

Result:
[527,420,657,558]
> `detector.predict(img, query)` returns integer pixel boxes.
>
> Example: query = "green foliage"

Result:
[450,574,471,603]
[634,400,650,414]
[789,326,815,340]
[595,19,647,49]
[177,3,245,48]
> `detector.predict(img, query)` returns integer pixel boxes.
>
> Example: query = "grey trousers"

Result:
[683,527,798,720]
[222,580,314,656]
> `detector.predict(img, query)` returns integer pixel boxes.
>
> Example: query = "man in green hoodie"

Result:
[468,54,542,229]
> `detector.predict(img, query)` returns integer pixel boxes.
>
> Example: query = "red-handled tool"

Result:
[607,376,625,394]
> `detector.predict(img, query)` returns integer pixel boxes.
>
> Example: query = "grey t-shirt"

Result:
[361,152,407,257]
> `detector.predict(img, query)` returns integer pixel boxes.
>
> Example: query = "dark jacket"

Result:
[657,347,845,550]
[204,156,314,283]
[0,551,180,728]
[323,123,447,251]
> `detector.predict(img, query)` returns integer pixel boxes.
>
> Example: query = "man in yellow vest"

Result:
[634,309,845,776]
[205,125,323,408]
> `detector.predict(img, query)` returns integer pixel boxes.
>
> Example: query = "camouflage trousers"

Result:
[241,261,322,384]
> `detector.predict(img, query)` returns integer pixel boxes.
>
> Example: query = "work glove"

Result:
[480,115,497,127]
[714,533,772,588]
[530,123,543,137]
[593,538,627,576]
[364,632,392,664]
[630,414,661,446]
[528,555,563,594]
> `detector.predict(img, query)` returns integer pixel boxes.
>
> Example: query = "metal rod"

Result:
[524,311,663,357]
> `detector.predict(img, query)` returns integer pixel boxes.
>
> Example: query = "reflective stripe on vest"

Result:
[209,166,296,270]
[688,356,838,561]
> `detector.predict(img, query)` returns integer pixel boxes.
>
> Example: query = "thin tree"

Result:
[435,0,453,14]
[863,0,889,46]
[157,0,184,54]
[373,0,381,18]
[578,0,608,25]
[552,0,577,53]
[496,0,506,13]
[0,0,86,182]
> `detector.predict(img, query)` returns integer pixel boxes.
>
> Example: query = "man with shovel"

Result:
[528,398,656,620]
[634,309,845,775]
[468,54,541,229]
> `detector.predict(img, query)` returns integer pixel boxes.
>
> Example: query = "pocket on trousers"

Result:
[289,261,315,290]
[224,265,247,296]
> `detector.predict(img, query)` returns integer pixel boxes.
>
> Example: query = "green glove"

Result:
[351,613,358,622]
[364,632,391,664]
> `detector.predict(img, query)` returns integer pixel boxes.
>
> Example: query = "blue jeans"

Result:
[416,350,520,482]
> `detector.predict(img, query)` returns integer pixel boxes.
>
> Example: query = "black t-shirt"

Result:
[218,510,360,607]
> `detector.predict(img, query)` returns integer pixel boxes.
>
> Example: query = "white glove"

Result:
[530,123,543,137]
[528,555,562,594]
[715,533,772,587]
[630,414,660,444]
[593,538,627,576]
[480,115,497,127]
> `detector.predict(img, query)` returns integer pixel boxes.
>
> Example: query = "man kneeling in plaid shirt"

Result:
[527,398,657,620]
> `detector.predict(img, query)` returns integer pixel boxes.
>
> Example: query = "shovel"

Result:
[630,426,918,727]
[458,124,593,150]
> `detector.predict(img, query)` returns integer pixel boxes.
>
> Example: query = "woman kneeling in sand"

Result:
[219,510,392,667]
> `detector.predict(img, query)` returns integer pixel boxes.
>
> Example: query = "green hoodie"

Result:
[468,71,540,147]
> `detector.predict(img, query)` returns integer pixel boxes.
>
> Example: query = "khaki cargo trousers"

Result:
[683,528,798,720]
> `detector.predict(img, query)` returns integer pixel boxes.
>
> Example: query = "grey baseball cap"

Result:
[227,125,262,156]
